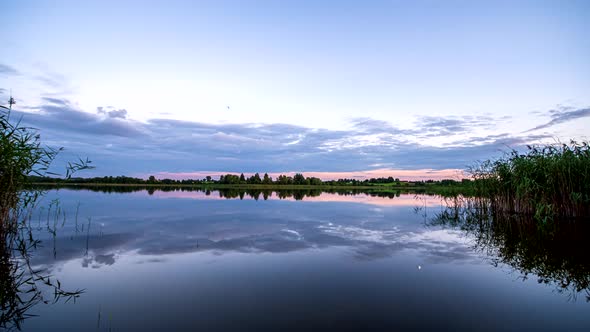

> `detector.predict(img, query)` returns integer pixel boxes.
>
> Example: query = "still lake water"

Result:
[16,188,590,331]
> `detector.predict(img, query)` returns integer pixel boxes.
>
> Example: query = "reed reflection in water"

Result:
[430,197,590,302]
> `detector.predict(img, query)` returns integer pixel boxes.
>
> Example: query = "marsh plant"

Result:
[470,141,590,219]
[1,97,92,330]
[430,197,590,302]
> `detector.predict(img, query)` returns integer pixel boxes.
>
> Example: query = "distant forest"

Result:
[29,173,470,187]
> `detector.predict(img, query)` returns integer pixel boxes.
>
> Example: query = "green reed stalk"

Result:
[470,141,590,219]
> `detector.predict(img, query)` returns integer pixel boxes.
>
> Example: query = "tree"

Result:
[206,176,212,182]
[148,175,157,184]
[277,174,293,185]
[263,173,272,184]
[308,177,323,185]
[239,173,246,183]
[250,173,262,184]
[293,173,306,185]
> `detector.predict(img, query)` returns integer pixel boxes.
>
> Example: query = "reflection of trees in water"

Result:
[35,185,452,201]
[1,200,84,330]
[430,198,590,302]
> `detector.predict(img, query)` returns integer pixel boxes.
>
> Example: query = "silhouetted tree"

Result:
[249,173,262,184]
[293,173,306,185]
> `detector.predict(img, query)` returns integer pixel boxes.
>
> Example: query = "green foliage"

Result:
[471,141,590,218]
[1,97,92,329]
[1,108,59,224]
[293,173,305,185]
[247,173,262,184]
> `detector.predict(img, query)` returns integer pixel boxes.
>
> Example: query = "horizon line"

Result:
[140,168,468,182]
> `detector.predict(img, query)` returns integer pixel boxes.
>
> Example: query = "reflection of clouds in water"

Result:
[316,223,479,263]
[318,224,400,244]
[30,233,135,271]
[34,215,480,269]
[400,229,479,264]
[129,221,479,265]
[281,229,303,240]
[403,229,467,243]
[82,253,116,269]
[135,257,167,264]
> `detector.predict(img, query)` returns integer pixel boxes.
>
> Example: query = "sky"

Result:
[1,0,589,180]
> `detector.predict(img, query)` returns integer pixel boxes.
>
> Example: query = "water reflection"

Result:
[5,188,590,330]
[36,183,438,196]
[37,185,445,207]
[0,199,84,330]
[430,199,590,302]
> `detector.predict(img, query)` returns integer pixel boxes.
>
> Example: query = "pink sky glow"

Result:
[147,168,467,182]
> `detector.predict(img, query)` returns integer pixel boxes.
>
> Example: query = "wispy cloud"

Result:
[526,106,590,132]
[414,115,498,137]
[0,63,20,76]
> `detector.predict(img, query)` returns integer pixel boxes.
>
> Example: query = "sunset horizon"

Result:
[1,1,588,179]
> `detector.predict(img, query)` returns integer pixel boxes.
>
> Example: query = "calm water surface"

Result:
[16,189,590,331]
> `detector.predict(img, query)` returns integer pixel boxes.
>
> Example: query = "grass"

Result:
[1,100,90,329]
[471,141,590,219]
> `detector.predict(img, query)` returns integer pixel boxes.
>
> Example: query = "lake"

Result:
[9,188,590,331]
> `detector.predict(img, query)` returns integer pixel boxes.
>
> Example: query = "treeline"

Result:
[28,173,471,187]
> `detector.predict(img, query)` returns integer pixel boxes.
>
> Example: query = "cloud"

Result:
[97,106,128,119]
[9,98,560,177]
[42,96,69,106]
[350,117,413,135]
[414,115,497,137]
[34,69,69,88]
[0,63,20,76]
[527,106,590,132]
[12,98,145,138]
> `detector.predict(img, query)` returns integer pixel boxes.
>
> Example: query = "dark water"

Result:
[9,189,590,331]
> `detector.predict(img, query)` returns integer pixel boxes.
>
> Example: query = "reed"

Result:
[1,98,91,329]
[470,141,590,219]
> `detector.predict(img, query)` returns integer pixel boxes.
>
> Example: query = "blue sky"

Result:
[1,0,589,179]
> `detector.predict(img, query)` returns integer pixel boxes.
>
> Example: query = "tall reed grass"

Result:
[1,98,91,329]
[471,141,590,219]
